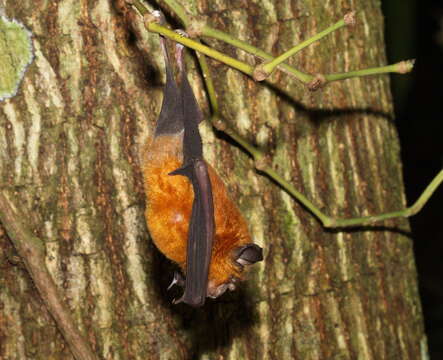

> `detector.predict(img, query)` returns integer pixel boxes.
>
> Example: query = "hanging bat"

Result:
[142,35,263,307]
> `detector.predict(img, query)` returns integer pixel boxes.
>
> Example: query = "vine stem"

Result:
[145,21,255,76]
[326,59,416,81]
[255,12,355,81]
[211,112,443,228]
[130,0,441,227]
[131,0,412,86]
[202,25,314,83]
[194,30,442,229]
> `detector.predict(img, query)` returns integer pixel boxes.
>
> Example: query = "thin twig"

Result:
[195,52,218,114]
[195,35,442,228]
[132,0,413,87]
[131,1,441,227]
[160,0,191,27]
[143,18,255,75]
[0,191,97,360]
[211,116,443,228]
[202,25,312,83]
[254,12,355,81]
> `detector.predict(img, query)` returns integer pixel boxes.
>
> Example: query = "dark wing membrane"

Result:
[184,160,214,307]
[180,60,204,162]
[154,38,184,137]
[170,160,214,307]
[169,43,215,307]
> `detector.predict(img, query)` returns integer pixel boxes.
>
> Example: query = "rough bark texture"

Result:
[0,0,427,359]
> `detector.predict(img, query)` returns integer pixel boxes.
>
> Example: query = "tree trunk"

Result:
[0,0,427,359]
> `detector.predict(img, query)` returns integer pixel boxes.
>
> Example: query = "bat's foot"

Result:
[174,29,189,38]
[151,10,166,25]
[172,296,184,305]
[207,282,236,299]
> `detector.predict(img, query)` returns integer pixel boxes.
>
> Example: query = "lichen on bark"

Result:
[0,15,33,101]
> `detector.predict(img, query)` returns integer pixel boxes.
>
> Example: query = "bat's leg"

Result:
[174,30,187,73]
[207,282,236,299]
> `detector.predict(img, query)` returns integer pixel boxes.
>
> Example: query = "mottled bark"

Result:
[0,0,426,359]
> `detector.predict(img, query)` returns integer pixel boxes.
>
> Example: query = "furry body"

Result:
[142,134,252,291]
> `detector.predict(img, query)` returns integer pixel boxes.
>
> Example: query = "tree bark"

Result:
[0,0,427,359]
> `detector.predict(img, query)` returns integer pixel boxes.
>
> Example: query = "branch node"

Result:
[322,218,335,228]
[212,116,227,131]
[143,11,162,27]
[397,59,415,74]
[175,29,188,37]
[308,74,327,91]
[174,29,189,52]
[252,63,270,81]
[344,11,356,27]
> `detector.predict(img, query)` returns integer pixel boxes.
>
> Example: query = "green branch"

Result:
[201,25,313,83]
[254,12,355,81]
[160,0,190,27]
[193,17,441,229]
[129,1,442,228]
[195,52,218,114]
[325,60,416,82]
[220,121,443,228]
[132,0,413,87]
[144,20,254,75]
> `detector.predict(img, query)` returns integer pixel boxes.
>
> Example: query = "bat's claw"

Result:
[174,29,189,38]
[172,296,184,305]
[151,10,166,25]
[167,271,185,291]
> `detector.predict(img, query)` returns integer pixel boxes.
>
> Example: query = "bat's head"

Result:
[207,243,263,299]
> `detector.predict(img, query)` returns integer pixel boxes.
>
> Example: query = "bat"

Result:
[142,35,263,307]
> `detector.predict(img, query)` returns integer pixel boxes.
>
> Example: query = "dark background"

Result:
[383,0,443,358]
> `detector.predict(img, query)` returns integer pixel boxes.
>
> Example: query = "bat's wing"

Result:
[154,38,184,137]
[170,159,214,307]
[169,44,214,307]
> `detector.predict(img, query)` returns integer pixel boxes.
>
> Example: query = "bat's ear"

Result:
[234,244,263,266]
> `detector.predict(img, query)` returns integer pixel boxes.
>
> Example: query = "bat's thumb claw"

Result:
[167,281,177,291]
[169,165,192,177]
[167,271,185,291]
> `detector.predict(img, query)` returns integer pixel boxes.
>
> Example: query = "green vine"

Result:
[128,0,442,228]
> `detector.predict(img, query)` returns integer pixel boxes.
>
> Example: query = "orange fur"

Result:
[142,134,251,287]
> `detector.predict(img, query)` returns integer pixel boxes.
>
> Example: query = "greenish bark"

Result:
[0,0,427,359]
